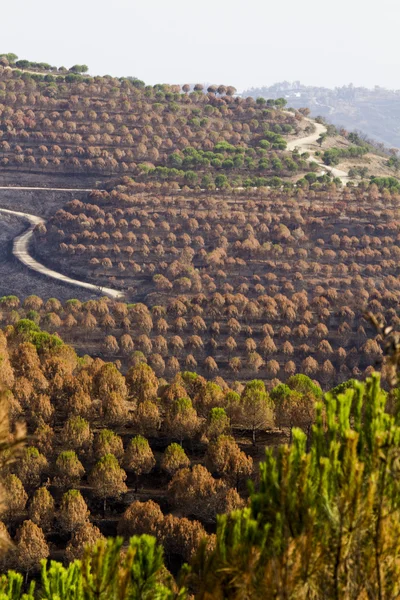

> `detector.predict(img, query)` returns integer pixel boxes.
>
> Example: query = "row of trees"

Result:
[322,144,369,166]
[0,53,89,73]
[0,287,388,387]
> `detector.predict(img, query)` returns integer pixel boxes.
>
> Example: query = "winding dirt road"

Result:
[0,208,124,299]
[287,118,350,184]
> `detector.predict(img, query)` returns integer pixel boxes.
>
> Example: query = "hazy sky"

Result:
[2,0,400,91]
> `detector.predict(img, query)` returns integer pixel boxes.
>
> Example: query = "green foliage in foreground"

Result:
[0,535,185,600]
[194,373,400,598]
[4,373,400,599]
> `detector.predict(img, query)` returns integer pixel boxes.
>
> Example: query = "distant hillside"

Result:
[243,82,400,149]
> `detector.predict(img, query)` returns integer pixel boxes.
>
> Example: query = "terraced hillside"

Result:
[2,54,400,597]
[0,181,394,387]
[0,65,313,188]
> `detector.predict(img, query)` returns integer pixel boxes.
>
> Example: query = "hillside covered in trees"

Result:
[2,52,400,598]
[0,319,315,572]
[0,54,396,190]
[0,58,306,189]
[20,182,400,387]
[2,344,400,598]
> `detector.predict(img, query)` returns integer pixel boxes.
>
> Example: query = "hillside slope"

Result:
[0,62,396,191]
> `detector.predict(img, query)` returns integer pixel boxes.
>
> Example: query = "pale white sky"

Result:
[2,0,400,91]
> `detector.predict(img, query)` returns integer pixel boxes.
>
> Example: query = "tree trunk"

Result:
[306,422,311,452]
[333,518,343,600]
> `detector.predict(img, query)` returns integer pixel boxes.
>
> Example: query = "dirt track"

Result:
[287,118,350,183]
[0,208,124,300]
[0,213,92,301]
[0,186,94,192]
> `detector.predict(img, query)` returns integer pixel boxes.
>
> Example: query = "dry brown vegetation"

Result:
[2,57,400,592]
[0,67,309,188]
[16,182,399,386]
[0,322,301,573]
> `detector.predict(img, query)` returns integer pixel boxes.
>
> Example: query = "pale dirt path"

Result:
[0,208,124,299]
[4,66,87,77]
[286,120,327,152]
[5,66,58,76]
[0,186,94,192]
[287,118,350,184]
